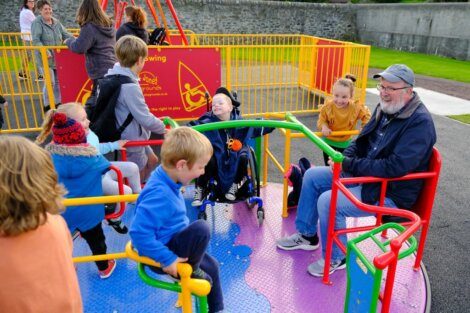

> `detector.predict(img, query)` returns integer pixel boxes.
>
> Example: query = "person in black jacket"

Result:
[188,87,274,206]
[276,64,437,278]
[65,0,117,116]
[116,5,149,44]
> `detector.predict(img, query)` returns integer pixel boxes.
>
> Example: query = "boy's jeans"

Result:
[295,166,397,261]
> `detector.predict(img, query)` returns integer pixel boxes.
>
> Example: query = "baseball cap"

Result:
[373,64,415,86]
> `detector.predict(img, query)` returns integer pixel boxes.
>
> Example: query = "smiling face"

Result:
[378,78,413,114]
[26,0,35,10]
[332,84,352,109]
[40,4,53,22]
[211,94,233,121]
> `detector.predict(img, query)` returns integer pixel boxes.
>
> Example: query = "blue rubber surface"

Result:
[73,186,271,312]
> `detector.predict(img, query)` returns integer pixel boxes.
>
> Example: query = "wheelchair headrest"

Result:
[215,87,240,107]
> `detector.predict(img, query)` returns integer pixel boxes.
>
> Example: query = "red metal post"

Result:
[322,162,342,285]
[165,0,188,45]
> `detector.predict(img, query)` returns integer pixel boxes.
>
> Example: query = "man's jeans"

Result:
[295,166,397,261]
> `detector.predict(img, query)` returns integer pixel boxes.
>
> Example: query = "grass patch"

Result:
[369,47,470,83]
[448,114,470,124]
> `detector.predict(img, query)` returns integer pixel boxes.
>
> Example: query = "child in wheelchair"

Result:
[188,87,274,206]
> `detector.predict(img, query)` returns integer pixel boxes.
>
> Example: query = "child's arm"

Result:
[65,24,94,53]
[129,194,180,269]
[98,140,128,155]
[358,103,372,128]
[122,84,166,134]
[317,104,331,136]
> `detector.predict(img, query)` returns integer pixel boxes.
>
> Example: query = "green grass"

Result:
[369,47,470,83]
[448,114,470,124]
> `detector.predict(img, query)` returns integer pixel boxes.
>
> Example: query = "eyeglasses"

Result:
[376,84,410,93]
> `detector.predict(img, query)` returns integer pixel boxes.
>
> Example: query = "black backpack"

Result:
[148,27,168,45]
[89,75,134,142]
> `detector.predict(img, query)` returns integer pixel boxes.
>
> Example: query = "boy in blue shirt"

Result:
[130,127,224,313]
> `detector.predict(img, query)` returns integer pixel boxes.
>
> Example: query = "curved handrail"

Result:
[189,112,344,162]
[105,165,126,220]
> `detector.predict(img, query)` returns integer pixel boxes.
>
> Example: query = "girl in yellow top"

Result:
[317,74,371,165]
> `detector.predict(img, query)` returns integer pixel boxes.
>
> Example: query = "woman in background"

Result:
[116,5,149,44]
[65,0,117,116]
[19,0,43,81]
[31,0,73,112]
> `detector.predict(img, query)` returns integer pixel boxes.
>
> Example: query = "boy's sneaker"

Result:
[191,186,204,207]
[276,232,319,251]
[18,72,28,80]
[107,219,128,234]
[99,259,117,279]
[225,183,238,201]
[35,75,44,82]
[192,268,212,285]
[307,258,346,277]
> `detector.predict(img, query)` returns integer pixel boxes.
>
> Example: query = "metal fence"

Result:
[0,32,369,134]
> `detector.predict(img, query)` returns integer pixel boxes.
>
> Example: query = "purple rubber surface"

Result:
[226,183,427,312]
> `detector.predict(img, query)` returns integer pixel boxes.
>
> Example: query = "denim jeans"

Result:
[295,166,397,261]
[42,68,61,107]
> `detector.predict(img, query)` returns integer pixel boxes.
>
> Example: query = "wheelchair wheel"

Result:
[257,207,264,225]
[247,147,260,197]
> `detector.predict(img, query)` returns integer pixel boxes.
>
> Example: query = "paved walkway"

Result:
[366,88,470,115]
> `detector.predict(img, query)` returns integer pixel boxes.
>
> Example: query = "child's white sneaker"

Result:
[225,183,238,201]
[192,186,204,207]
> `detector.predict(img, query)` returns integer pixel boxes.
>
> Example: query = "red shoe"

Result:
[99,259,116,279]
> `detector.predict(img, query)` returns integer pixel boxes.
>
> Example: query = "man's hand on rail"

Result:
[163,257,188,278]
[327,157,342,172]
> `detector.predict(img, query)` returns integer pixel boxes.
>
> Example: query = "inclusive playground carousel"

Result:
[70,116,440,313]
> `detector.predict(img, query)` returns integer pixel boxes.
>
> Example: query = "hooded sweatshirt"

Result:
[116,22,149,44]
[46,143,110,232]
[105,63,165,152]
[66,23,117,79]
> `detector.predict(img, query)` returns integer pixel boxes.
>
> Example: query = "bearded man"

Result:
[276,64,437,277]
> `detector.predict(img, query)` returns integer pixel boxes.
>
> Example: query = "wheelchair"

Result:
[195,146,265,225]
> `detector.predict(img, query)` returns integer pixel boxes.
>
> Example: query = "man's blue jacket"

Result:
[342,92,436,209]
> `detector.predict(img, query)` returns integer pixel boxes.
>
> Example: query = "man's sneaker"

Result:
[107,219,128,234]
[307,258,346,277]
[35,75,44,82]
[18,72,28,80]
[99,259,116,279]
[276,233,319,251]
[225,183,238,201]
[191,186,204,207]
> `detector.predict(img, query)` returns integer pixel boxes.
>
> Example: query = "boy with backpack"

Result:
[94,35,166,182]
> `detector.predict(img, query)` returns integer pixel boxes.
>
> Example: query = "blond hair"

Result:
[125,5,147,29]
[0,136,65,236]
[76,0,113,27]
[35,102,84,144]
[333,73,357,97]
[161,127,213,169]
[115,35,148,68]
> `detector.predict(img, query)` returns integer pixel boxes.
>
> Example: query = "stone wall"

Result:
[1,1,469,60]
[356,3,470,60]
